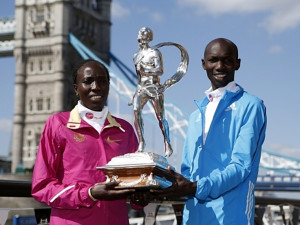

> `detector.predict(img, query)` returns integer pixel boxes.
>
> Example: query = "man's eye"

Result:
[208,58,218,63]
[224,58,233,64]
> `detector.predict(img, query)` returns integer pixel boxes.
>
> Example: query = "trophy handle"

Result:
[152,42,189,91]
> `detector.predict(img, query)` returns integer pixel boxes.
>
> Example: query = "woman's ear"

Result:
[74,84,79,97]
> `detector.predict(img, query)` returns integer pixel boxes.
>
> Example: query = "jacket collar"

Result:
[66,105,125,132]
[194,84,244,110]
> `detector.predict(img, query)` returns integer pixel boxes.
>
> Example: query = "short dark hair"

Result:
[204,38,239,59]
[72,59,110,84]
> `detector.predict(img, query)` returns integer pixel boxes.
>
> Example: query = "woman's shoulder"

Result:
[111,115,134,129]
[46,111,71,126]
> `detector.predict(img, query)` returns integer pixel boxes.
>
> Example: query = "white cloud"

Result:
[177,0,280,15]
[267,143,300,160]
[177,0,300,33]
[268,45,283,54]
[111,1,130,19]
[259,3,300,34]
[111,2,164,23]
[0,119,12,133]
[150,12,164,22]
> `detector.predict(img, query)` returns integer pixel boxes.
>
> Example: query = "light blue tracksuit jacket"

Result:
[181,85,267,225]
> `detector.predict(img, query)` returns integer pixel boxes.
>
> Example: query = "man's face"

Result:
[202,40,240,90]
[74,61,109,111]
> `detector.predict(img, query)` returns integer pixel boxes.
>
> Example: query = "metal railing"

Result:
[2,179,300,225]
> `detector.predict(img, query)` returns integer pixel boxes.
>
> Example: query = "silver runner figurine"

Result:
[130,27,189,157]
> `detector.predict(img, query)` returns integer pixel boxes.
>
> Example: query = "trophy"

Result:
[97,27,189,189]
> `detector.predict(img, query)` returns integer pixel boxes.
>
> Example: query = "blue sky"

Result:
[0,1,300,163]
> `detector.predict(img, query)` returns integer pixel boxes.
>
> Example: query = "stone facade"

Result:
[11,0,112,172]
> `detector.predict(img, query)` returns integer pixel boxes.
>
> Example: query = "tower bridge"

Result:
[1,5,300,225]
[1,16,300,191]
[0,16,15,57]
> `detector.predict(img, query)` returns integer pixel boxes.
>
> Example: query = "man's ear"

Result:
[235,58,241,70]
[201,59,206,70]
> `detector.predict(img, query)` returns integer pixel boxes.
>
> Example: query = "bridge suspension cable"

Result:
[260,149,300,176]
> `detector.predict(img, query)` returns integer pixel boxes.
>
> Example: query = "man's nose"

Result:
[215,60,225,70]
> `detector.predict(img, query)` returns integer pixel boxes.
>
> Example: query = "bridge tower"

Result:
[11,0,112,172]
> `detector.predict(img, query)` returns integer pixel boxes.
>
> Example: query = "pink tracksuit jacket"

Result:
[32,106,138,225]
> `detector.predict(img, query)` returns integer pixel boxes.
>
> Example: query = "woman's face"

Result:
[74,61,109,111]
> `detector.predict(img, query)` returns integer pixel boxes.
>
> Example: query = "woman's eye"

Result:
[97,79,108,84]
[83,79,92,84]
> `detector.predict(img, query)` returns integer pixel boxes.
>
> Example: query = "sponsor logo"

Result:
[225,102,237,111]
[107,137,121,143]
[74,133,85,142]
[86,112,94,119]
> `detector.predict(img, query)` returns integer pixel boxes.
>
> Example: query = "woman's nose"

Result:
[91,81,100,90]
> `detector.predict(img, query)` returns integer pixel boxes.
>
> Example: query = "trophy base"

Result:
[97,152,176,189]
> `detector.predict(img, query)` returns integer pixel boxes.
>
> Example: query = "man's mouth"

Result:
[214,74,226,79]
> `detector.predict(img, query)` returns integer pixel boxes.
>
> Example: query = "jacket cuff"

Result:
[88,187,98,201]
[79,186,98,207]
[194,177,211,200]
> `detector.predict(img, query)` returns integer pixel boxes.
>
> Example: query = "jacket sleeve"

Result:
[194,100,267,200]
[31,116,97,209]
[181,111,202,180]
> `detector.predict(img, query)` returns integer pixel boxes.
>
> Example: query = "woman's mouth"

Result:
[90,95,102,100]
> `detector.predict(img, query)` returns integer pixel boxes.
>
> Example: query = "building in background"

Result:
[11,0,112,173]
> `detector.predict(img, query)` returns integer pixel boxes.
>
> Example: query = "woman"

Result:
[32,59,140,225]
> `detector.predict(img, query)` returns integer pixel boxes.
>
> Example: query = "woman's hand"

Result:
[90,181,135,201]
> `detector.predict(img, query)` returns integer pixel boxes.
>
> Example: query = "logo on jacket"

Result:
[74,133,85,142]
[85,112,94,119]
[107,137,121,143]
[225,102,237,111]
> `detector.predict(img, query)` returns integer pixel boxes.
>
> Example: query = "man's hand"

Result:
[150,167,197,199]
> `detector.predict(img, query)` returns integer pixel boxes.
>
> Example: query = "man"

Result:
[155,38,267,225]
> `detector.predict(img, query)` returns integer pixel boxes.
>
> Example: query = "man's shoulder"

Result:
[188,108,202,123]
[240,91,264,105]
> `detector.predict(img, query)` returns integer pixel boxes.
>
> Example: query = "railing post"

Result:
[255,206,265,225]
[143,203,159,225]
[172,203,184,225]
